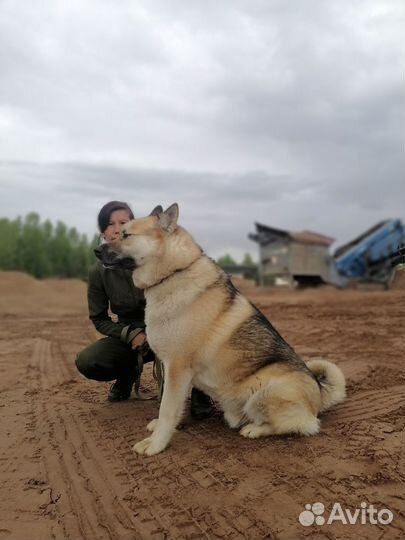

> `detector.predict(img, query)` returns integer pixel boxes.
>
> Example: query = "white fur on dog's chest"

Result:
[144,309,171,356]
[144,290,193,358]
[144,283,218,369]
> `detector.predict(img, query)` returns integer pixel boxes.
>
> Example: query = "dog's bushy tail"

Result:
[307,359,346,413]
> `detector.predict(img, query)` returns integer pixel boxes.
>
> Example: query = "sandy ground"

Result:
[0,271,404,540]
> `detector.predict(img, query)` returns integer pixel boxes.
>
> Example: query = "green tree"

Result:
[217,254,236,266]
[48,221,69,276]
[242,253,255,266]
[0,217,21,270]
[41,220,54,277]
[0,213,99,279]
[16,213,50,278]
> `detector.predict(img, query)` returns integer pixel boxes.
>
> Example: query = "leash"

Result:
[153,355,165,400]
[133,350,164,401]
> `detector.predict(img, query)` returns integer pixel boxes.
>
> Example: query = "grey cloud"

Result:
[0,0,403,259]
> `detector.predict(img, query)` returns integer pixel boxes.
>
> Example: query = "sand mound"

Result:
[0,271,88,316]
[0,271,41,294]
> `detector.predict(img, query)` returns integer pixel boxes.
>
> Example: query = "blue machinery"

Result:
[331,219,405,287]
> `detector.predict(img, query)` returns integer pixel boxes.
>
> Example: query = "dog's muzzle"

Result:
[94,244,137,270]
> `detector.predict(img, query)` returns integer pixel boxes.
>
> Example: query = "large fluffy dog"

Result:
[100,204,346,456]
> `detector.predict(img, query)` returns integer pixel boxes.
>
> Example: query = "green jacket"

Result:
[87,261,146,345]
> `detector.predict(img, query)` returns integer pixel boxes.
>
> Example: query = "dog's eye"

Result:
[122,231,130,239]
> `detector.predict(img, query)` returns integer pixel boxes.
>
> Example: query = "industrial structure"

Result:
[249,224,335,286]
[249,219,405,288]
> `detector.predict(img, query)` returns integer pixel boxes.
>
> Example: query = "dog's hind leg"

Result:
[240,381,320,439]
[240,423,274,438]
[133,363,193,456]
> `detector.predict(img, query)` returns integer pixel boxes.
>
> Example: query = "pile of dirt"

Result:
[0,271,40,294]
[0,271,88,317]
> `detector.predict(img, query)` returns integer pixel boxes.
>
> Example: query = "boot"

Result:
[190,388,215,420]
[107,378,134,401]
[107,362,139,402]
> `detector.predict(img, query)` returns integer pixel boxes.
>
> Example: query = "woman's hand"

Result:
[131,331,146,350]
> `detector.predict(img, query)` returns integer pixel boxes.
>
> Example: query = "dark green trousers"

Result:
[76,339,213,414]
[75,337,154,382]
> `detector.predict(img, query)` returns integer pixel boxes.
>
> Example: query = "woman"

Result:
[75,201,214,419]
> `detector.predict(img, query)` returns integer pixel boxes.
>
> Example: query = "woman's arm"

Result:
[87,265,143,344]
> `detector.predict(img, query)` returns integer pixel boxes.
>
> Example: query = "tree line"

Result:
[0,213,258,280]
[216,253,256,266]
[0,213,100,279]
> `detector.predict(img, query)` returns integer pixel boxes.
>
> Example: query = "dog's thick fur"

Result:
[106,204,346,456]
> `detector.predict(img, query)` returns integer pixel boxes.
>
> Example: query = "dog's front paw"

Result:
[132,437,152,455]
[132,436,167,456]
[146,418,159,432]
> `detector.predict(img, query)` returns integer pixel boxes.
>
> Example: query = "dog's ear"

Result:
[159,203,179,233]
[149,205,163,217]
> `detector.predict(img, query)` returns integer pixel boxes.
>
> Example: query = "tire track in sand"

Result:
[323,386,405,424]
[95,413,273,540]
[29,338,162,540]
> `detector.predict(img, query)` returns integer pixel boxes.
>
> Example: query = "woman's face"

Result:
[103,209,132,242]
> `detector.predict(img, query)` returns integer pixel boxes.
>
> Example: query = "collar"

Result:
[144,255,202,291]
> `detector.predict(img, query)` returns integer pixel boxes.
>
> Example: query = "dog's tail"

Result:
[306,359,346,413]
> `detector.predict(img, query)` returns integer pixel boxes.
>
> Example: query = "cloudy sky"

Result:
[0,0,403,260]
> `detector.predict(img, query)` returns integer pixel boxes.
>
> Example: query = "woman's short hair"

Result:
[97,201,134,233]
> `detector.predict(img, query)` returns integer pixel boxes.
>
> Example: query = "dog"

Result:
[98,203,346,456]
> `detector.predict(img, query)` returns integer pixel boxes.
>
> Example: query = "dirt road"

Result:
[0,272,404,539]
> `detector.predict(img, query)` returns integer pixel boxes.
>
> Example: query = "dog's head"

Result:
[97,204,179,269]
